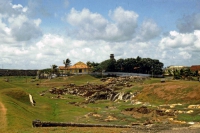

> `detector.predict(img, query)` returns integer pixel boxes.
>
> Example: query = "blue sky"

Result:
[1,0,200,69]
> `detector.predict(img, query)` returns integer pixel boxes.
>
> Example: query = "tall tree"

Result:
[63,58,71,68]
[116,58,125,72]
[86,61,92,68]
[51,64,58,74]
[86,61,92,73]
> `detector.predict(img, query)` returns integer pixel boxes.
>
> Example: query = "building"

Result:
[190,65,200,74]
[59,61,91,74]
[110,54,115,60]
[164,65,189,76]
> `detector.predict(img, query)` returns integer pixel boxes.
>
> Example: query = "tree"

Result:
[51,64,58,74]
[63,58,71,68]
[116,58,125,72]
[151,59,164,75]
[100,59,116,72]
[86,61,92,73]
[87,56,164,75]
[86,61,92,68]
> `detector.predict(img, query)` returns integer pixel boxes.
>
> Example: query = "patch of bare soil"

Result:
[122,106,175,124]
[0,101,7,129]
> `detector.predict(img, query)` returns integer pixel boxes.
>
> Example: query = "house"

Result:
[164,65,189,76]
[59,61,91,75]
[190,65,200,74]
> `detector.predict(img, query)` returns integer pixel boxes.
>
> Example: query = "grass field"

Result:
[0,75,200,132]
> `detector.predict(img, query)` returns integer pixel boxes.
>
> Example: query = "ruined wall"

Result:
[0,69,38,76]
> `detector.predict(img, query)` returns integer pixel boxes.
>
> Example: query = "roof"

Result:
[59,61,89,70]
[167,65,185,69]
[190,65,200,71]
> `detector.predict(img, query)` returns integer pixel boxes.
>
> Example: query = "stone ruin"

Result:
[42,76,149,103]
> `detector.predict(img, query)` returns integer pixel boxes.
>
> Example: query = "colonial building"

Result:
[190,65,200,74]
[59,61,91,74]
[164,65,189,76]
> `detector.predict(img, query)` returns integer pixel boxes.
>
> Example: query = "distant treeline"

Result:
[88,56,164,75]
[0,69,38,76]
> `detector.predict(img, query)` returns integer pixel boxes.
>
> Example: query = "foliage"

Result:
[89,62,100,72]
[40,68,51,73]
[86,61,92,68]
[100,59,116,72]
[167,67,196,80]
[92,56,164,75]
[63,58,71,68]
[51,64,58,74]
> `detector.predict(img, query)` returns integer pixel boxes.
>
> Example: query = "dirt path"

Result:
[0,101,7,128]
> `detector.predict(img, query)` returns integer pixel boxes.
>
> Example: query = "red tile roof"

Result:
[190,65,200,71]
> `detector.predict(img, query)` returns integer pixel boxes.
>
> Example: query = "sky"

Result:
[0,0,200,69]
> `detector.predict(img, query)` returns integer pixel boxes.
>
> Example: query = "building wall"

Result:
[59,61,91,75]
[164,65,190,76]
[59,68,90,74]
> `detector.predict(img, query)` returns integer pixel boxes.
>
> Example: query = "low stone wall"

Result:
[0,69,38,76]
[32,120,132,128]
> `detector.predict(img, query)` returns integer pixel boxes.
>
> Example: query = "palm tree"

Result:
[63,58,71,68]
[63,58,71,75]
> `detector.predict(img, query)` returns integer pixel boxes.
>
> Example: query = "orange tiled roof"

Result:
[58,66,66,69]
[59,61,89,70]
[190,65,200,71]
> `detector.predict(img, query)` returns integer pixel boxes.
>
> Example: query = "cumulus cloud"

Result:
[66,7,162,43]
[27,0,52,17]
[0,0,20,16]
[177,13,200,33]
[11,18,42,41]
[194,30,200,49]
[159,31,197,49]
[135,19,161,42]
[179,51,192,59]
[67,7,139,42]
[0,0,42,43]
[2,1,199,69]
[158,29,200,66]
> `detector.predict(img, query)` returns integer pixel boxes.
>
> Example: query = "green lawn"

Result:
[0,75,200,132]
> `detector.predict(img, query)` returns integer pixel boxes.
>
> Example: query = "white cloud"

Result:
[135,19,161,41]
[1,1,200,69]
[157,29,200,66]
[67,7,138,42]
[11,20,42,41]
[12,4,27,12]
[34,19,41,27]
[159,31,197,49]
[108,7,138,37]
[179,51,192,59]
[12,4,23,9]
[194,30,200,49]
[0,1,42,43]
[161,51,167,59]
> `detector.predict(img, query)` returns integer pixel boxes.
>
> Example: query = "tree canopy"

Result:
[92,56,164,75]
[63,58,71,68]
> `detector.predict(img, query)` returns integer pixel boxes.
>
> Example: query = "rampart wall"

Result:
[0,69,38,76]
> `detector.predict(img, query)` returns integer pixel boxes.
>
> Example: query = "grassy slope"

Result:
[0,75,125,132]
[136,79,200,104]
[0,76,200,132]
